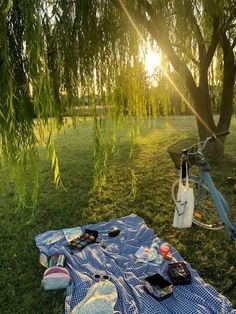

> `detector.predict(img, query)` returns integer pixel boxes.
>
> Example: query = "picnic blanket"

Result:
[35,214,236,314]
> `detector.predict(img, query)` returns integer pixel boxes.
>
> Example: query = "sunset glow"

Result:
[145,49,161,76]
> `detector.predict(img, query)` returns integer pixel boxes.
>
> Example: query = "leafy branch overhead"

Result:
[112,0,235,135]
[0,0,235,205]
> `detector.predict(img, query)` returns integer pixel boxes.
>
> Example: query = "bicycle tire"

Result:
[171,177,224,230]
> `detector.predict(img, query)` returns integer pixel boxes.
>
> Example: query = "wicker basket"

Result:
[167,138,198,170]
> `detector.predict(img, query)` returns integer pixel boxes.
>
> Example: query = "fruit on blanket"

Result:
[160,244,169,254]
[163,253,172,260]
[160,243,172,260]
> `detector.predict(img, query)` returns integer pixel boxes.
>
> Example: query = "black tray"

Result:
[144,273,173,300]
[168,262,191,285]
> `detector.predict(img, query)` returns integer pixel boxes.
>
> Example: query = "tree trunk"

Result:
[213,34,235,156]
[111,0,235,156]
[216,34,235,135]
[194,98,215,140]
[185,64,215,140]
[194,66,216,140]
[188,66,224,157]
[186,38,235,157]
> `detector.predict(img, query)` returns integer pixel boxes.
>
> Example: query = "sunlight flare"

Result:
[145,49,161,76]
[117,0,214,135]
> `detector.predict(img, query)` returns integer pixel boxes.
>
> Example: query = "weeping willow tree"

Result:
[113,0,236,138]
[0,0,235,205]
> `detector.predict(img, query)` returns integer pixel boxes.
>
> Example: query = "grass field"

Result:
[1,115,236,314]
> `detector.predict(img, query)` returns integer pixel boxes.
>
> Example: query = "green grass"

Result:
[1,115,236,314]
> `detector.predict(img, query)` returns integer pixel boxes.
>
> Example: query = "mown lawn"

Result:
[1,115,236,314]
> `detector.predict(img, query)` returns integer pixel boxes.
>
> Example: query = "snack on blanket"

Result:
[159,243,172,260]
[48,254,66,267]
[49,254,59,267]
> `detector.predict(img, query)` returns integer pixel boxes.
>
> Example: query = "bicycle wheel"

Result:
[171,177,224,230]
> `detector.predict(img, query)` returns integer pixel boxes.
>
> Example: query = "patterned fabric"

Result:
[35,214,236,314]
[71,280,117,314]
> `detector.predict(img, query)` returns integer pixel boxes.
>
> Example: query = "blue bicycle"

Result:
[168,131,236,242]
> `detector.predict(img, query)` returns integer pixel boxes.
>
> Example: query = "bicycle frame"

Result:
[169,131,236,241]
[183,132,236,242]
[191,169,236,241]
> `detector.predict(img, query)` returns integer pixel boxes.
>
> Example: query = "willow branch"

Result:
[205,17,220,68]
[188,4,206,61]
[111,0,198,96]
[172,43,199,67]
[232,37,236,49]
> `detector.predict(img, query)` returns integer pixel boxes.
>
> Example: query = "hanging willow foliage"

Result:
[0,0,151,205]
[0,0,235,205]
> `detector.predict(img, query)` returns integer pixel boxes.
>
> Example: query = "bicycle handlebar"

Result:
[183,131,230,156]
[208,131,230,142]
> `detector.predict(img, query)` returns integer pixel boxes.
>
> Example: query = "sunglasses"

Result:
[108,228,120,237]
[100,227,121,237]
[94,274,110,280]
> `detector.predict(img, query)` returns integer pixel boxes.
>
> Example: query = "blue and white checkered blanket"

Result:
[35,214,236,313]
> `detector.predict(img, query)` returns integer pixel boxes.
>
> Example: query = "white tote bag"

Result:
[173,163,194,228]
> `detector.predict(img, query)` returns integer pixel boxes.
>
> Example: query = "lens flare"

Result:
[145,49,161,76]
[116,0,214,135]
